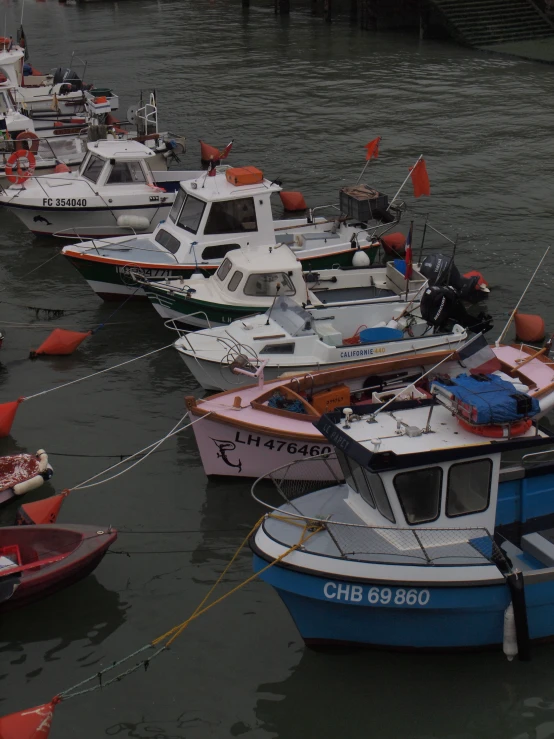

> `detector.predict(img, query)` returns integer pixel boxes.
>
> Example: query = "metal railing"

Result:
[251,456,510,568]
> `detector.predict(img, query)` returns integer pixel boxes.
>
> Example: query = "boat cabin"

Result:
[77,140,159,188]
[153,167,282,262]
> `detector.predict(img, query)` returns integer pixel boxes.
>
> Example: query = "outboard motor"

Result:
[420,254,480,300]
[420,285,493,334]
[52,68,83,90]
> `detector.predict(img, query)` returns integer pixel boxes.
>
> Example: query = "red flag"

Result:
[219,140,233,160]
[0,398,23,437]
[410,158,430,197]
[17,492,69,525]
[404,222,413,281]
[30,328,91,357]
[0,699,59,739]
[364,137,380,161]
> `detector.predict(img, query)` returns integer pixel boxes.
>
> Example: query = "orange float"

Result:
[5,150,36,184]
[457,416,532,439]
[514,312,545,343]
[280,191,307,211]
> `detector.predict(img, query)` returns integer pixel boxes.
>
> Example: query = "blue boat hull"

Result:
[253,555,554,650]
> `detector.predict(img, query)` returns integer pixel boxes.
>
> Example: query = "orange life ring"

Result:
[5,150,36,184]
[457,416,532,439]
[15,130,39,154]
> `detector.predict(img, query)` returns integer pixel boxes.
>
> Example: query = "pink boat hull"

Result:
[190,412,340,480]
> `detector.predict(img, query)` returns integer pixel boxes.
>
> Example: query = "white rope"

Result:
[23,344,174,401]
[71,412,212,491]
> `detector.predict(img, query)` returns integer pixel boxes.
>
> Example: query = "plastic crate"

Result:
[339,185,389,222]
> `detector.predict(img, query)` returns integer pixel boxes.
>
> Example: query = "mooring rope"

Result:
[55,517,322,702]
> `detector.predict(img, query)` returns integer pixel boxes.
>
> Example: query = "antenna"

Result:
[387,154,422,212]
[417,213,428,267]
[496,246,550,346]
[265,284,281,326]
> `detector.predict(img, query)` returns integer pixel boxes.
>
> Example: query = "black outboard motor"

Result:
[420,254,480,300]
[52,68,83,90]
[420,285,493,334]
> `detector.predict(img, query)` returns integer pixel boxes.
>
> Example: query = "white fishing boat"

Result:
[0,140,203,237]
[174,280,492,391]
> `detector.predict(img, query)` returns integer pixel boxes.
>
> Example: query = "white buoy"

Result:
[189,271,206,280]
[503,603,518,661]
[352,249,370,268]
[116,215,150,231]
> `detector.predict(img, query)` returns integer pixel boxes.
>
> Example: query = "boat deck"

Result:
[313,286,396,303]
[263,487,496,567]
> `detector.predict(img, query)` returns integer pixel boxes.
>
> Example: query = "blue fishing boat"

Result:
[251,342,554,657]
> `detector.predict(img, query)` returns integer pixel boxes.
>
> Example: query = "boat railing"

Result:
[522,448,554,465]
[251,456,511,569]
[164,314,213,334]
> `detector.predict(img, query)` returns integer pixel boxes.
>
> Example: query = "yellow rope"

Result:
[152,518,323,649]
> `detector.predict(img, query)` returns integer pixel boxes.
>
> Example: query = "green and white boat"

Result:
[61,165,400,301]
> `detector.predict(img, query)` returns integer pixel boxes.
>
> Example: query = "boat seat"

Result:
[521,531,554,567]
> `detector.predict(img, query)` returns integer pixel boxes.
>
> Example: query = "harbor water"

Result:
[2,0,554,736]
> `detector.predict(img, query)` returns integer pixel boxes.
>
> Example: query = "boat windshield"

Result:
[177,194,206,234]
[168,188,185,223]
[81,152,105,182]
[268,296,315,337]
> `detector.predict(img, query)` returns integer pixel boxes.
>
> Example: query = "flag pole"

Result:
[417,213,429,266]
[387,154,423,211]
[20,1,24,27]
[355,137,381,185]
[496,246,550,346]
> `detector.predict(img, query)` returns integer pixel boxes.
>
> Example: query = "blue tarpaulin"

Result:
[432,374,540,425]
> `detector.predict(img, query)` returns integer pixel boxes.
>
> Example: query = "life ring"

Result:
[5,150,36,184]
[15,130,39,154]
[457,417,532,439]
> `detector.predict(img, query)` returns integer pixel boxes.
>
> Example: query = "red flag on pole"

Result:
[409,158,430,197]
[30,329,91,358]
[199,140,221,163]
[364,137,380,161]
[0,699,59,739]
[0,398,23,437]
[404,222,413,281]
[219,140,233,160]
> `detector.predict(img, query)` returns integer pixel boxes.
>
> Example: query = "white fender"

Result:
[36,449,48,473]
[13,474,45,497]
[116,215,151,231]
[503,603,518,661]
[352,249,370,268]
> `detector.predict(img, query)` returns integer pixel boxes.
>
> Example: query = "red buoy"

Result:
[30,328,91,357]
[17,492,69,525]
[381,232,406,257]
[464,270,488,290]
[279,191,307,211]
[0,398,23,438]
[200,140,221,164]
[515,312,545,343]
[54,163,70,174]
[0,699,59,739]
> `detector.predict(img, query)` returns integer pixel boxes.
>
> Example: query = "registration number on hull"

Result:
[234,431,331,457]
[42,198,87,207]
[115,266,174,279]
[323,582,431,606]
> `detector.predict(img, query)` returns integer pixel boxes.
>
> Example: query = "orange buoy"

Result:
[279,191,307,211]
[30,328,92,358]
[54,162,70,173]
[17,491,69,525]
[0,698,60,738]
[381,232,406,257]
[0,398,23,437]
[514,312,545,343]
[457,416,532,439]
[15,130,39,154]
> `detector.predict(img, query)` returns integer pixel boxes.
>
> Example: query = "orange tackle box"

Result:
[226,166,264,186]
[311,384,351,415]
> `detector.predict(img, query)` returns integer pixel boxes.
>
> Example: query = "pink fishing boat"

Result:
[186,342,554,480]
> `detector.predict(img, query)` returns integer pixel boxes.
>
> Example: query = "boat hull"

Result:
[65,243,378,302]
[188,411,336,479]
[252,553,554,650]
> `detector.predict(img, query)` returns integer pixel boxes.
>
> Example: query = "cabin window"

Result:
[216,258,232,282]
[446,459,492,517]
[227,270,243,292]
[107,161,146,185]
[201,244,240,261]
[394,467,442,525]
[366,471,395,523]
[155,229,180,255]
[168,189,185,223]
[177,194,206,234]
[336,451,357,493]
[336,452,376,510]
[260,343,295,355]
[82,154,105,183]
[244,272,296,297]
[204,197,258,235]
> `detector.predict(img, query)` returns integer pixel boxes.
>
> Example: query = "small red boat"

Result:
[0,524,117,611]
